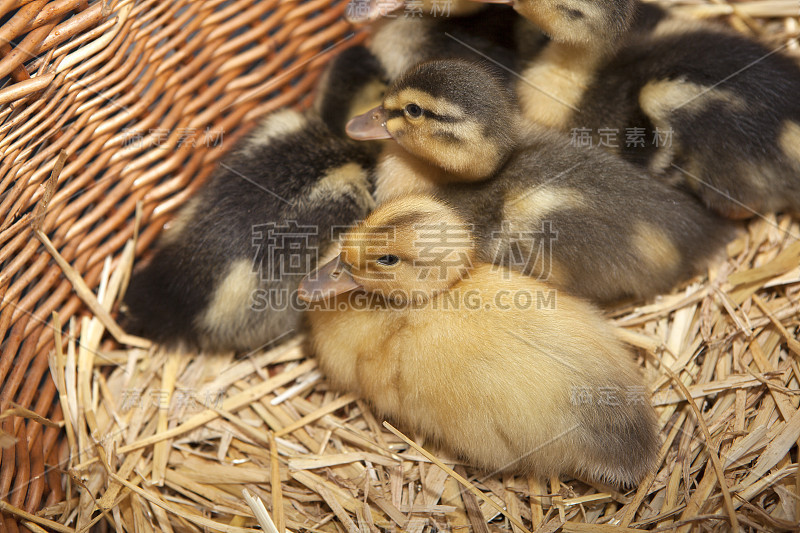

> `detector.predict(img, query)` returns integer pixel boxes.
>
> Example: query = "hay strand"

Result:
[383,421,533,533]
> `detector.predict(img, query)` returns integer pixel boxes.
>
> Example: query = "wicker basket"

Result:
[0,0,359,527]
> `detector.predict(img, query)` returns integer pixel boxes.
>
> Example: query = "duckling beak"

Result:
[298,255,362,302]
[346,106,392,141]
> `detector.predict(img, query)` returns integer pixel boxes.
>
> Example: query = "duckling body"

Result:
[437,131,732,302]
[122,47,384,352]
[517,3,800,217]
[301,195,659,486]
[348,59,733,303]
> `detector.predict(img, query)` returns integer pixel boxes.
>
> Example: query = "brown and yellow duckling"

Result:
[365,1,541,83]
[515,2,800,218]
[475,0,637,46]
[121,47,385,353]
[300,194,660,486]
[347,58,733,304]
[354,0,635,47]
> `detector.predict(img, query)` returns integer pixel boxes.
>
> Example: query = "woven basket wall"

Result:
[0,0,359,527]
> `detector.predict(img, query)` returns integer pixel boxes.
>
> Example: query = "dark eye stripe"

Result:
[386,109,404,120]
[386,107,460,123]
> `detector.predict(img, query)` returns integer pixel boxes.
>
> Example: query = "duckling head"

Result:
[299,196,475,304]
[471,0,635,45]
[346,59,519,182]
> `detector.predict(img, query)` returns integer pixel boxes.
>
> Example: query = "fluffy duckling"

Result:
[347,59,733,304]
[500,0,637,45]
[516,2,800,218]
[362,1,544,83]
[359,0,636,46]
[312,45,388,136]
[300,195,660,486]
[121,47,385,353]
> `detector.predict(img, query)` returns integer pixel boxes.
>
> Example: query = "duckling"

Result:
[299,195,660,486]
[362,1,544,83]
[500,0,637,45]
[515,2,800,218]
[346,59,733,304]
[312,45,389,137]
[361,0,636,46]
[121,46,385,353]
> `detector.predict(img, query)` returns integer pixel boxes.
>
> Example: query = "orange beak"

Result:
[346,105,392,141]
[298,255,363,302]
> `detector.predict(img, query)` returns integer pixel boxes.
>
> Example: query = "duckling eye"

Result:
[376,254,400,266]
[404,104,423,119]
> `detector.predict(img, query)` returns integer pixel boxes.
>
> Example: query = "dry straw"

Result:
[1,0,800,531]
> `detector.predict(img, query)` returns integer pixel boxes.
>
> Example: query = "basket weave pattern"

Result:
[0,0,358,524]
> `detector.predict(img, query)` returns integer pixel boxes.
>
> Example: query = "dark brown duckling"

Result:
[516,2,800,218]
[366,1,543,83]
[121,47,385,352]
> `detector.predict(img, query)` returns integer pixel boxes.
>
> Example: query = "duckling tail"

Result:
[120,249,210,352]
[574,388,661,486]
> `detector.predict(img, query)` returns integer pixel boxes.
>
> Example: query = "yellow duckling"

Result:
[346,59,733,304]
[299,195,660,486]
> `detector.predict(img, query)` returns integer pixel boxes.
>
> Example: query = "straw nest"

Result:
[2,1,800,532]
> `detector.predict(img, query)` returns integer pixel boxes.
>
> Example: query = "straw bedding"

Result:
[1,0,799,531]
